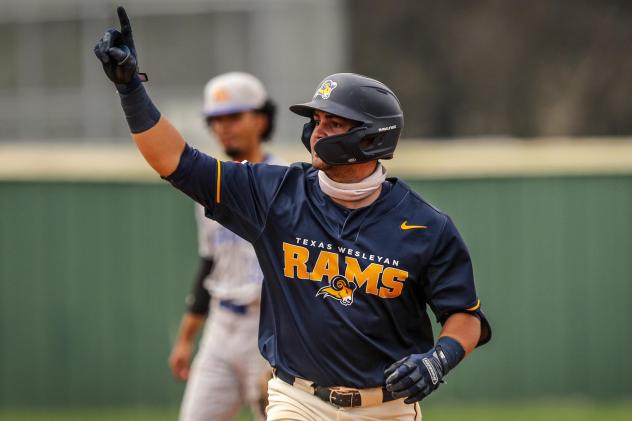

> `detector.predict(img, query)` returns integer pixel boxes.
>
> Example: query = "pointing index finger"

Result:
[117,6,132,36]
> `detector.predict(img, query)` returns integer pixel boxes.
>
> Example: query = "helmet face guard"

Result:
[291,73,404,166]
[300,121,401,166]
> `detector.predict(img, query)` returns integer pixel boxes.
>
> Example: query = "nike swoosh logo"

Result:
[400,221,428,230]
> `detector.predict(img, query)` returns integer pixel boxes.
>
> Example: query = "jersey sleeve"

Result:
[165,144,288,242]
[423,216,491,346]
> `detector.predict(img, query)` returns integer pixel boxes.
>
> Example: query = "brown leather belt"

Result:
[273,368,397,408]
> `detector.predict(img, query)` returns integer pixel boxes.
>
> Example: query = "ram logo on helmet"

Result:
[314,80,338,100]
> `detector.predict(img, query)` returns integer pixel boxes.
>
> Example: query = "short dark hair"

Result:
[256,99,276,142]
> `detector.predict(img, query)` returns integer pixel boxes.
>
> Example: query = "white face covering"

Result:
[318,163,387,202]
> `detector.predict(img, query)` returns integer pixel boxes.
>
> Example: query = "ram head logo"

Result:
[314,80,338,100]
[316,275,357,306]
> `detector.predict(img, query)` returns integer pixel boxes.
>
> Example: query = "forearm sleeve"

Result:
[185,257,214,315]
[118,83,161,133]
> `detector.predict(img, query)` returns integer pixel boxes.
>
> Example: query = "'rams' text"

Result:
[282,242,408,299]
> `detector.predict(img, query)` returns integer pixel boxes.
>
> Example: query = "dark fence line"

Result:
[1,175,630,405]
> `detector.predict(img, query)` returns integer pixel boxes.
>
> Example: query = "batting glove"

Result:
[384,336,465,404]
[94,6,147,92]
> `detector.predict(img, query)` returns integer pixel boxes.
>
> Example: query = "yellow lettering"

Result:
[379,267,409,298]
[283,242,309,280]
[345,257,383,296]
[310,251,339,282]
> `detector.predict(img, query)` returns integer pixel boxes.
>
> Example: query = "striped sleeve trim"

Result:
[216,160,221,204]
[466,299,481,312]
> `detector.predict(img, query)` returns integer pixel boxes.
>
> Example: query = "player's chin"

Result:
[311,154,331,171]
[224,146,244,160]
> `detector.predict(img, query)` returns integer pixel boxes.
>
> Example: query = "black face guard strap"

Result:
[313,126,370,165]
[301,120,316,151]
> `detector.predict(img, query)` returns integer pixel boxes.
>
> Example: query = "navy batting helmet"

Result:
[290,73,404,165]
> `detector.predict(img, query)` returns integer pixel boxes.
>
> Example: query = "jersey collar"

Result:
[304,165,410,239]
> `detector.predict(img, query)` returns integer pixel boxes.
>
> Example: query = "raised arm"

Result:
[94,6,184,176]
[94,7,289,242]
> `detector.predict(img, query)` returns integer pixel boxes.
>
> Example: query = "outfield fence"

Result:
[1,140,631,405]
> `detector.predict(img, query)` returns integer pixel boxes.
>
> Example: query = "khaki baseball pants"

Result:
[266,377,422,421]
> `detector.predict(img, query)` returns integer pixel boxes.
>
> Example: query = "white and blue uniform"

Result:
[179,155,284,421]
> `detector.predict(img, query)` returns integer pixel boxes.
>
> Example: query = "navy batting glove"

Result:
[384,336,465,404]
[93,6,147,92]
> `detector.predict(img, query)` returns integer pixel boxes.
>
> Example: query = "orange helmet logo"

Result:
[316,275,357,306]
[212,88,231,103]
[314,80,338,100]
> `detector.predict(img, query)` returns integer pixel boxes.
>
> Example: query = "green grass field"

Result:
[1,401,631,421]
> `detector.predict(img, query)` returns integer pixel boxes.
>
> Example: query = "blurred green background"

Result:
[1,174,631,419]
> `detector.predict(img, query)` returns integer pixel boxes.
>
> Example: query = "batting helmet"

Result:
[290,73,404,165]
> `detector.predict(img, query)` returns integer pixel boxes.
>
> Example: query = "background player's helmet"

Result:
[290,73,404,165]
[203,72,276,141]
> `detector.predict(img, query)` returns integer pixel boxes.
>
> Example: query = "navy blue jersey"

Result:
[167,144,490,388]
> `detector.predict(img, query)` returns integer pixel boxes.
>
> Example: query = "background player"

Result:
[168,72,284,421]
[95,8,491,420]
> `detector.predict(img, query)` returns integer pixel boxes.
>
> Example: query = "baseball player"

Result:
[95,8,491,420]
[168,72,283,421]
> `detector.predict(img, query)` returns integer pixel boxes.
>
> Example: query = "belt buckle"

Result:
[329,389,362,408]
